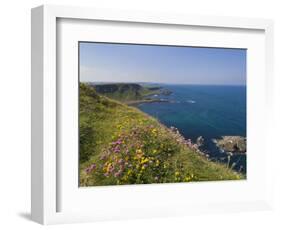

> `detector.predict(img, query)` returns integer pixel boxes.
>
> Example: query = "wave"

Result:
[186,100,196,104]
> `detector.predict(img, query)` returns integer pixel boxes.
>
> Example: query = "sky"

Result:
[79,42,246,85]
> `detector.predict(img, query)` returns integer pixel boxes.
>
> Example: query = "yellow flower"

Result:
[140,157,149,164]
[136,149,142,154]
[105,163,112,173]
[184,174,195,182]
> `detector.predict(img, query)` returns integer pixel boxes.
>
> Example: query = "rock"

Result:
[214,136,246,154]
[170,126,180,134]
[196,136,204,147]
[161,88,172,95]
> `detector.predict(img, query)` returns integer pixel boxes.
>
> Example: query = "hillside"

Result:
[79,83,243,186]
[90,83,171,103]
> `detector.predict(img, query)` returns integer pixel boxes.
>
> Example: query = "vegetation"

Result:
[91,83,169,103]
[79,83,244,186]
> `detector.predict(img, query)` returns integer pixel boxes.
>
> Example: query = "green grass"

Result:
[79,83,244,186]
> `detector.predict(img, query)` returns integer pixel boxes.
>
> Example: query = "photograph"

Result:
[79,42,247,186]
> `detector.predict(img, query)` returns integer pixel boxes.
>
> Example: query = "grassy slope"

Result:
[80,83,243,186]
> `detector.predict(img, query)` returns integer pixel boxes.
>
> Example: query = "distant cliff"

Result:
[88,83,171,103]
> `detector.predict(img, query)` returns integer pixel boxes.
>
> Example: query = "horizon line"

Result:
[81,81,246,87]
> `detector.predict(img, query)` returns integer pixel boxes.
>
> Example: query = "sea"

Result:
[137,84,247,173]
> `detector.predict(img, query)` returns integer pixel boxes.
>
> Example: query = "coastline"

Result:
[125,98,170,105]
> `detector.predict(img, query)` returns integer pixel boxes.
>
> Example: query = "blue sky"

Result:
[79,42,246,85]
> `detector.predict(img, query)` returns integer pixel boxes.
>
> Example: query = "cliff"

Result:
[89,83,171,103]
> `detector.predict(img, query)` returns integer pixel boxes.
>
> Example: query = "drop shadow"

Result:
[18,212,32,221]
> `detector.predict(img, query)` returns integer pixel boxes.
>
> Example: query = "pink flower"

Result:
[115,139,122,145]
[113,146,120,153]
[104,172,109,177]
[90,163,96,170]
[85,163,97,174]
[85,168,91,174]
[114,171,122,178]
[118,159,124,164]
[109,165,114,173]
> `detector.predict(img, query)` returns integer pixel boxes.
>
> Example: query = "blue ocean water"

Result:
[137,84,246,173]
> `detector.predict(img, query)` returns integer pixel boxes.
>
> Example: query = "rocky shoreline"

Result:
[168,126,246,173]
[212,136,246,155]
[125,98,170,105]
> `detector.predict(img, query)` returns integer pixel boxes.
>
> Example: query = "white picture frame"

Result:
[31,5,274,225]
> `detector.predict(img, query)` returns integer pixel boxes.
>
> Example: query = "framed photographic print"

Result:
[78,42,247,186]
[31,5,274,224]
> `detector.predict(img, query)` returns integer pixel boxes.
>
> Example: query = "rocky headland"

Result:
[213,136,246,155]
